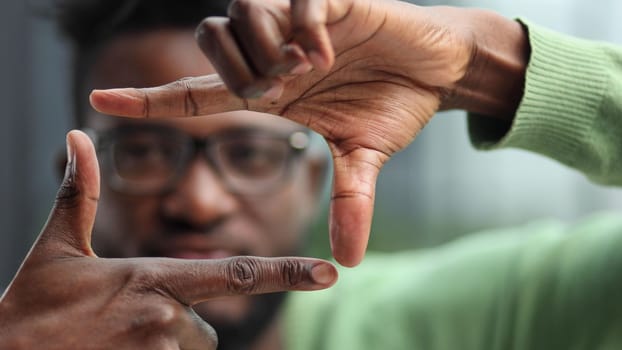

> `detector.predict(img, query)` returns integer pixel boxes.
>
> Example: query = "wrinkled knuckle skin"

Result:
[282,260,307,287]
[226,257,260,294]
[170,78,199,117]
[128,263,178,301]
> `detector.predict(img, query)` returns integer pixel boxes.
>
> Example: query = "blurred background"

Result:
[2,0,622,287]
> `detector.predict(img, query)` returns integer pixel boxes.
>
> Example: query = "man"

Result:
[3,0,622,349]
[0,1,337,349]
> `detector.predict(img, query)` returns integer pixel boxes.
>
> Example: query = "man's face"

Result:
[84,29,325,338]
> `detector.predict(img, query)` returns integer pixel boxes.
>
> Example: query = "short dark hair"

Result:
[56,0,230,126]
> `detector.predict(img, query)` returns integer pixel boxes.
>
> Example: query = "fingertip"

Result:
[328,200,371,267]
[307,50,332,72]
[332,247,364,268]
[66,129,88,147]
[65,129,100,200]
[65,131,77,170]
[261,82,284,101]
[66,129,96,161]
[88,90,108,113]
[310,261,338,287]
[89,89,146,118]
[289,61,313,75]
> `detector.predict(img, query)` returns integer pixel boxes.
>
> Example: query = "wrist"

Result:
[446,10,530,120]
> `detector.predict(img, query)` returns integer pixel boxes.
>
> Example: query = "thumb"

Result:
[36,130,100,257]
[328,146,384,267]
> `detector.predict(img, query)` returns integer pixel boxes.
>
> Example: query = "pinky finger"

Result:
[196,17,278,98]
[290,0,335,71]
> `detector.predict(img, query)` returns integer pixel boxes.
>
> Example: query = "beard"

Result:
[91,222,306,350]
[195,292,287,350]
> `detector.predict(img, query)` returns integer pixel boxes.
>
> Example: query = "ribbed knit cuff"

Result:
[468,20,609,169]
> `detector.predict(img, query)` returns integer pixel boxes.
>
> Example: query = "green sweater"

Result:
[284,21,622,350]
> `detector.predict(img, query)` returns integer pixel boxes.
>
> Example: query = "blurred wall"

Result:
[2,0,622,287]
[1,1,71,288]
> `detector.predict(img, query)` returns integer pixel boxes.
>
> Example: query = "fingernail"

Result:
[308,51,328,70]
[310,263,336,285]
[262,84,284,100]
[289,62,313,75]
[89,89,145,117]
[65,132,77,184]
[282,43,306,61]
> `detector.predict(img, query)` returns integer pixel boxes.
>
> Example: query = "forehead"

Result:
[91,28,210,89]
[87,28,303,135]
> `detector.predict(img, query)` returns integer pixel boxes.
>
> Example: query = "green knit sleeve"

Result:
[284,214,622,350]
[468,20,622,185]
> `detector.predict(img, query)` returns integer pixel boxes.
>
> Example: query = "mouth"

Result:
[149,233,244,260]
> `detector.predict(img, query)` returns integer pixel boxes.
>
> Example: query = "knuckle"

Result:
[281,259,307,287]
[128,262,177,299]
[130,303,181,332]
[170,78,199,116]
[225,257,260,294]
[129,264,160,292]
[189,311,219,349]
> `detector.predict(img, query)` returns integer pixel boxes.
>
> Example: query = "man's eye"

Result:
[221,141,287,178]
[113,138,179,179]
[122,143,152,158]
[119,143,167,161]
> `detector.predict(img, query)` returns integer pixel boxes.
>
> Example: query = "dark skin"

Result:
[0,130,337,349]
[85,29,333,350]
[91,0,529,267]
[1,0,529,348]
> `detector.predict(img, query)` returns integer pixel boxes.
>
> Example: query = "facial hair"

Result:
[199,292,287,350]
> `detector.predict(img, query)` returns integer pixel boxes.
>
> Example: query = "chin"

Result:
[193,296,252,325]
[193,293,287,350]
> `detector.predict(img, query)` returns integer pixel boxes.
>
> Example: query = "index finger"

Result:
[147,256,337,305]
[89,75,249,118]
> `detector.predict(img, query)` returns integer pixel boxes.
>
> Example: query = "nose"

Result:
[161,156,238,227]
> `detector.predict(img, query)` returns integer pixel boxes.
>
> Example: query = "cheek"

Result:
[243,182,315,255]
[93,187,161,256]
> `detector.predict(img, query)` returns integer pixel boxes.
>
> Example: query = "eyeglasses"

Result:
[85,125,310,196]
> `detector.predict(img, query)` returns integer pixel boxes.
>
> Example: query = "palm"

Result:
[89,0,472,267]
[244,58,442,266]
[265,67,439,156]
[248,0,466,168]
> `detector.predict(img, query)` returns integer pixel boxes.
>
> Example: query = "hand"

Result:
[89,0,528,267]
[0,130,337,349]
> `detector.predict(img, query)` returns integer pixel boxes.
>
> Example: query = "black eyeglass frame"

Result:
[83,124,310,196]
